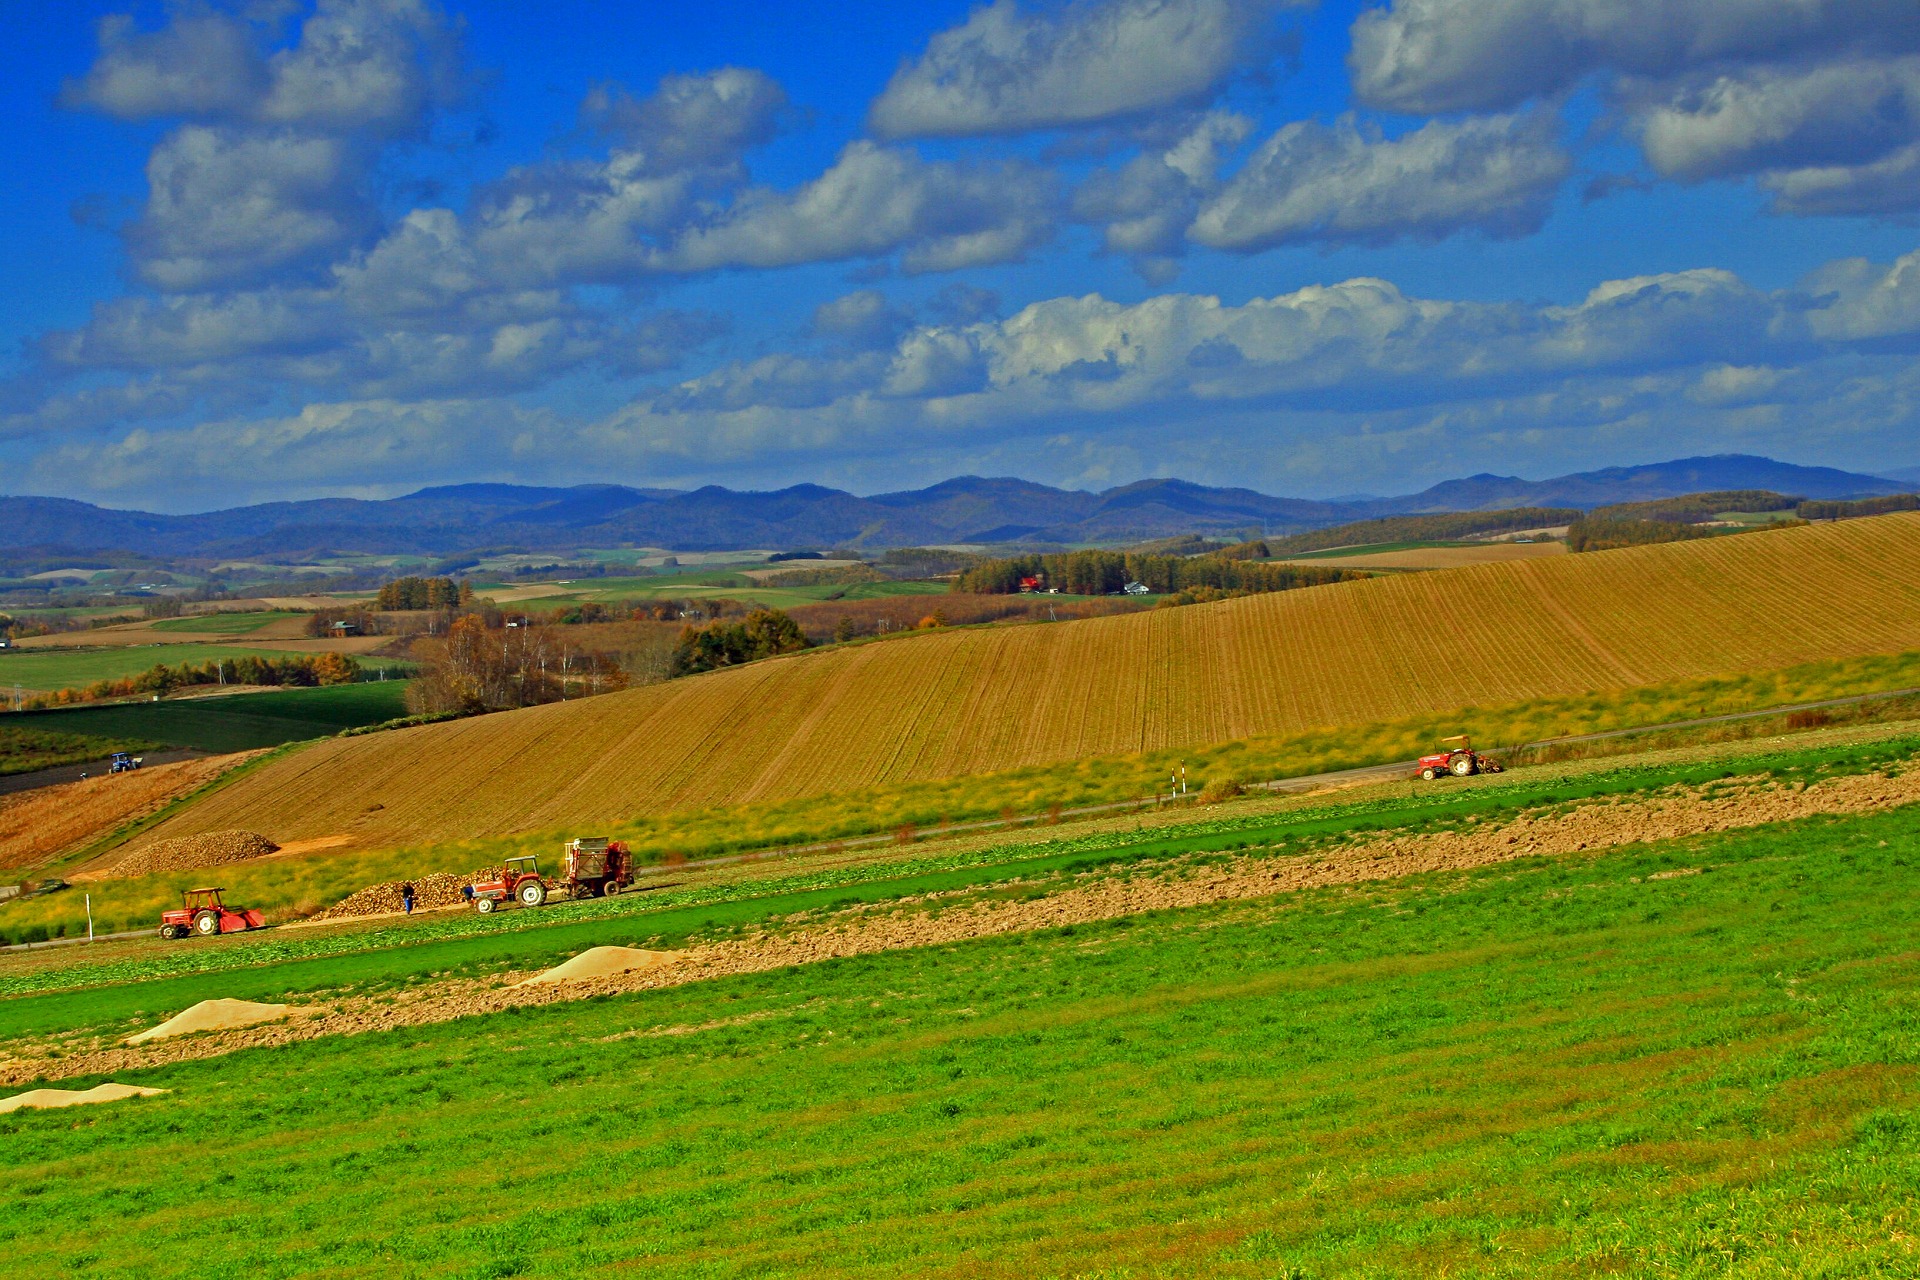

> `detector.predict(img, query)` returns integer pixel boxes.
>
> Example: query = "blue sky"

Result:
[3,0,1919,511]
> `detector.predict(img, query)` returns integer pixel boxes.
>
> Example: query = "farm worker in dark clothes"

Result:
[401,883,415,915]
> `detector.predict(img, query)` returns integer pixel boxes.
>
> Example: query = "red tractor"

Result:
[464,840,635,914]
[466,856,550,914]
[1416,735,1505,781]
[158,887,266,939]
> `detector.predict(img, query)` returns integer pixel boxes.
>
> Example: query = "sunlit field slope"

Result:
[147,513,1920,845]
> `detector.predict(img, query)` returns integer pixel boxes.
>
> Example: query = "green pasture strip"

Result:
[147,612,290,634]
[4,807,1919,1276]
[7,727,1917,1030]
[0,726,164,777]
[0,644,311,690]
[4,681,411,753]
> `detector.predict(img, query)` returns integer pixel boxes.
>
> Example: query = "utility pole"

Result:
[85,894,94,943]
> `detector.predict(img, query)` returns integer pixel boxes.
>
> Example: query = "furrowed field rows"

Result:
[140,513,1920,846]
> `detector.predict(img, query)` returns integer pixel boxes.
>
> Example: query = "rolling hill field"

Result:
[140,513,1920,847]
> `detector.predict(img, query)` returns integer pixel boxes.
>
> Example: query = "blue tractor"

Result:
[109,751,142,773]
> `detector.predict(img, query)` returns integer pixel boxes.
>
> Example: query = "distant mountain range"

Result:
[0,454,1909,559]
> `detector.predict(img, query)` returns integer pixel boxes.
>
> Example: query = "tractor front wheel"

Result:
[158,923,177,940]
[518,880,547,908]
[1420,767,1438,781]
[193,911,221,937]
[475,896,496,914]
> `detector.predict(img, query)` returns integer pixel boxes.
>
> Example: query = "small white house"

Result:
[1123,581,1150,596]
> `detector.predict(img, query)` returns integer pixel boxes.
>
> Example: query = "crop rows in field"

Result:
[142,513,1920,847]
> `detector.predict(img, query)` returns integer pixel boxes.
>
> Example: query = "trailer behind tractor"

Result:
[465,838,635,913]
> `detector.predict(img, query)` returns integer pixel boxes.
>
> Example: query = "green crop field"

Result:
[3,681,411,756]
[3,732,1918,1276]
[0,645,317,692]
[147,612,290,634]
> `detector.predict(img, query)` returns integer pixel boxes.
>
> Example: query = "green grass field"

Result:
[3,681,411,756]
[147,612,290,634]
[0,644,324,692]
[2,755,1917,1276]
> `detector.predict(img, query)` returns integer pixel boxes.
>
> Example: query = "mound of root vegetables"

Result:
[111,829,279,878]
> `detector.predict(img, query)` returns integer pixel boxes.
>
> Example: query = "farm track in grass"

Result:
[136,513,1920,849]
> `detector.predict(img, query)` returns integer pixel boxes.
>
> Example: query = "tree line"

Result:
[406,616,627,715]
[951,550,1361,597]
[670,609,810,675]
[375,576,475,610]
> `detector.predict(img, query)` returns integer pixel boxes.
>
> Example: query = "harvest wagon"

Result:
[465,838,635,913]
[158,887,265,939]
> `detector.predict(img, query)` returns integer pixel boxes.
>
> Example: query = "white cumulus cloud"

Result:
[870,0,1296,138]
[1191,112,1570,251]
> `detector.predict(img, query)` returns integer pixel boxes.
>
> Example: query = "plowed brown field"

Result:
[139,513,1920,847]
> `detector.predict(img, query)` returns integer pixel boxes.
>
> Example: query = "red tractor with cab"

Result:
[467,856,550,914]
[1416,735,1505,782]
[158,887,265,939]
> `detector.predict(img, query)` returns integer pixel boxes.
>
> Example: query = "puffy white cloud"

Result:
[870,0,1295,138]
[583,68,787,174]
[652,142,1056,275]
[1803,246,1920,342]
[129,126,377,290]
[45,289,347,369]
[1191,111,1570,251]
[62,11,266,119]
[1073,111,1251,276]
[28,398,557,503]
[64,0,466,135]
[812,290,915,348]
[1348,0,1918,115]
[259,0,467,135]
[1349,0,1920,216]
[1632,56,1920,180]
[28,248,1920,501]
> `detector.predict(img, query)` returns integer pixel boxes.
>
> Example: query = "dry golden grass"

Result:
[142,513,1920,847]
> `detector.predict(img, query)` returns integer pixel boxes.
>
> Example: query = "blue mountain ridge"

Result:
[0,455,1905,557]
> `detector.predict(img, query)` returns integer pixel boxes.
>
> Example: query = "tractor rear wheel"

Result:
[1420,767,1438,781]
[518,880,547,908]
[193,911,221,937]
[1450,755,1476,777]
[475,896,496,914]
